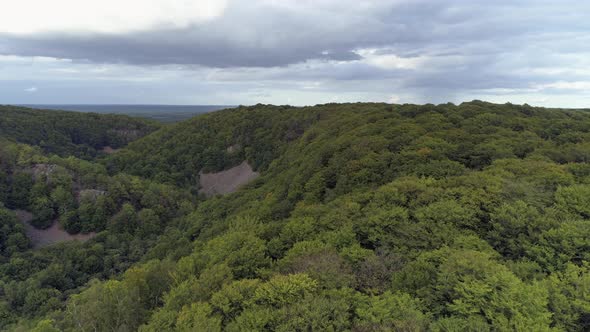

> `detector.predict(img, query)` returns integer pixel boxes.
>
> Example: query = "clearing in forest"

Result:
[13,210,96,248]
[199,161,259,197]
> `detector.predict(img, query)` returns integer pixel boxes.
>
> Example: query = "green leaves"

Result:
[5,102,590,331]
[176,302,222,332]
[64,279,145,332]
[555,184,590,218]
[546,264,590,331]
[254,274,318,307]
[355,291,429,331]
[395,247,554,331]
[0,105,159,160]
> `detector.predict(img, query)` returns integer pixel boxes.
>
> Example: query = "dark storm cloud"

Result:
[1,0,590,106]
[0,30,361,68]
[2,0,385,67]
[2,0,586,69]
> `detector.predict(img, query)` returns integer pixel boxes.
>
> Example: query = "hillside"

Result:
[0,105,160,159]
[18,105,235,123]
[1,102,590,331]
[106,104,319,186]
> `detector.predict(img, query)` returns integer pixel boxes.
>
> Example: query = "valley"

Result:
[0,102,589,331]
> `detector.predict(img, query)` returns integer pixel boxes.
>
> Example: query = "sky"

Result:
[1,0,589,107]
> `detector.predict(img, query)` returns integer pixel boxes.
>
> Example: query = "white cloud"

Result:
[388,95,401,103]
[0,0,227,34]
[355,49,426,70]
[1,1,590,107]
[536,81,590,91]
[24,86,38,92]
[0,55,70,64]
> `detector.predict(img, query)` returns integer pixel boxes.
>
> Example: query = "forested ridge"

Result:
[1,101,590,331]
[0,106,160,159]
[107,104,319,186]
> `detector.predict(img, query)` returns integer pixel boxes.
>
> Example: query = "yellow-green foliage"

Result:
[2,102,590,331]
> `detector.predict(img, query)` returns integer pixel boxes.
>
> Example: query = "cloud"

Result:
[0,0,227,34]
[536,81,590,91]
[24,86,38,92]
[2,0,589,70]
[388,95,401,104]
[355,49,427,70]
[1,0,590,107]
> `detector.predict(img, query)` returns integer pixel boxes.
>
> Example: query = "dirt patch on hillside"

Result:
[14,210,33,223]
[102,146,118,154]
[26,164,59,181]
[226,144,241,153]
[199,161,259,197]
[109,129,141,140]
[77,189,106,202]
[13,210,96,249]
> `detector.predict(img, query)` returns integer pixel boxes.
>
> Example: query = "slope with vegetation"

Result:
[0,140,195,329]
[107,104,319,187]
[0,105,160,159]
[1,101,590,331]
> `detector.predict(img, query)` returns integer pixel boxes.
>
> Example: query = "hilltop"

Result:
[0,105,160,159]
[1,101,589,331]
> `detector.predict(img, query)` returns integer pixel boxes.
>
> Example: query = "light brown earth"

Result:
[13,210,96,249]
[199,161,260,197]
[102,146,118,154]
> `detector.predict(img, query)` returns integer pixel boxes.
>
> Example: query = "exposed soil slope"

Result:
[199,161,259,197]
[101,146,118,154]
[14,210,95,248]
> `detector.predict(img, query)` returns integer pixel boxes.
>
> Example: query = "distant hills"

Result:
[0,105,160,158]
[18,104,236,122]
[1,101,590,331]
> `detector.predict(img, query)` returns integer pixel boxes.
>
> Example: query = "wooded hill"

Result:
[0,105,160,159]
[1,101,590,331]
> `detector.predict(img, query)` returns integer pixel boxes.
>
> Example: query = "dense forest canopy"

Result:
[107,104,319,186]
[0,106,160,159]
[1,101,590,331]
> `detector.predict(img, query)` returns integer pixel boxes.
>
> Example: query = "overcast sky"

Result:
[1,0,589,107]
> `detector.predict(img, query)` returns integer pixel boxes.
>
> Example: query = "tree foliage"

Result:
[2,101,590,331]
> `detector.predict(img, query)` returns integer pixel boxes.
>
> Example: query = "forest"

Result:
[0,106,160,159]
[0,101,589,331]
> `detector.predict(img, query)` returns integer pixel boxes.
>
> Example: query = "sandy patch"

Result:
[13,210,96,249]
[199,161,259,197]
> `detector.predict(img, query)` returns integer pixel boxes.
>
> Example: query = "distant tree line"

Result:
[0,105,160,159]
